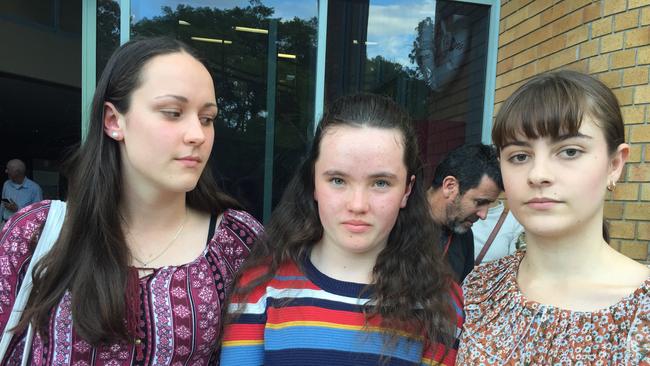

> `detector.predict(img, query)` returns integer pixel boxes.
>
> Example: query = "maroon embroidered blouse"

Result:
[0,201,262,365]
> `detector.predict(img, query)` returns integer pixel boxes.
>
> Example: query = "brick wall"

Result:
[496,0,650,260]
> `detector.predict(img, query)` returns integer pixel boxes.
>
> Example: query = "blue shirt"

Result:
[1,177,43,221]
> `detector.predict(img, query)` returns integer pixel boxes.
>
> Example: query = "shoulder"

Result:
[1,200,51,242]
[238,260,300,287]
[231,261,300,305]
[462,253,520,305]
[208,209,263,277]
[458,229,473,243]
[630,280,650,360]
[0,201,52,305]
[221,209,263,237]
[24,178,40,188]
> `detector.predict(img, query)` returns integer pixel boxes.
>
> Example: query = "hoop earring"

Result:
[607,181,616,192]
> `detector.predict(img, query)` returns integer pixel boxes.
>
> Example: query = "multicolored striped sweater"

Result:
[221,257,464,365]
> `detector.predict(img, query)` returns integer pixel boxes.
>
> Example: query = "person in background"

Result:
[471,199,524,265]
[458,70,650,364]
[426,144,502,282]
[221,93,463,366]
[0,37,261,365]
[1,159,42,224]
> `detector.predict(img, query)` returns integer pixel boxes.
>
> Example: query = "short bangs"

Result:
[492,70,624,153]
[492,74,585,149]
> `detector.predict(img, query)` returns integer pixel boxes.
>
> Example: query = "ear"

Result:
[441,175,459,201]
[400,175,415,208]
[608,143,630,184]
[103,101,125,140]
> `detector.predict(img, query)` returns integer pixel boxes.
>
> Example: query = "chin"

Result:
[169,180,200,193]
[452,225,470,235]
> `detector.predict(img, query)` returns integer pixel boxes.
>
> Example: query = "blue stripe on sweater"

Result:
[264,325,423,361]
[265,348,420,366]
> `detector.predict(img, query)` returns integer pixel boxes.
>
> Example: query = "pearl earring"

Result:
[111,131,119,139]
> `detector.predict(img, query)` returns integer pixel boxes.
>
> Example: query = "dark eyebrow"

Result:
[322,170,348,177]
[154,95,217,109]
[322,170,398,179]
[155,94,188,102]
[501,132,592,149]
[369,172,398,180]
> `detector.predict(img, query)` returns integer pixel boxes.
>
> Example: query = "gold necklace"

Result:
[130,209,188,268]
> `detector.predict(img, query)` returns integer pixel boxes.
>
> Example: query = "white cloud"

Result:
[366,0,436,68]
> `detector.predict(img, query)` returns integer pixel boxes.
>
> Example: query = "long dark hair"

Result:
[229,93,456,350]
[18,37,240,344]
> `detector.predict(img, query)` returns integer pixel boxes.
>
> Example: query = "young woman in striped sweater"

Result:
[220,93,464,366]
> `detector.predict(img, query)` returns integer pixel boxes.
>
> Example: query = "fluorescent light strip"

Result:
[178,20,191,25]
[235,26,268,34]
[352,39,377,45]
[191,37,232,44]
[278,53,296,59]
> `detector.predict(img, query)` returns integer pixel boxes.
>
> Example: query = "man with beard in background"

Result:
[427,144,502,282]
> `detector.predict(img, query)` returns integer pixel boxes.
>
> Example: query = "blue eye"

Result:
[330,177,344,186]
[374,180,390,188]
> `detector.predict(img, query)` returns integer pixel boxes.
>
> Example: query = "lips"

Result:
[342,220,371,233]
[176,155,202,167]
[525,197,561,210]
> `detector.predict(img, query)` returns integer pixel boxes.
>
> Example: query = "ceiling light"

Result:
[235,26,268,34]
[278,53,296,59]
[191,37,232,44]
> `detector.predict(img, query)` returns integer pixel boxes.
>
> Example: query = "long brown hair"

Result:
[492,69,625,242]
[228,93,457,351]
[18,37,240,344]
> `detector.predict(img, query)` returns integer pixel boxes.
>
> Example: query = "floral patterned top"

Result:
[458,252,650,365]
[0,201,262,366]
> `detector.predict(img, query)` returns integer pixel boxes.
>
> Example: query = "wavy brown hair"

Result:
[227,93,457,354]
[16,37,240,344]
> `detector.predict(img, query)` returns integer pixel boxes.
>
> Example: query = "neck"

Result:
[309,241,380,284]
[522,216,609,279]
[11,176,25,185]
[120,185,188,231]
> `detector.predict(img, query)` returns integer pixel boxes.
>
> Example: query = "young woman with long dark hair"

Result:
[220,93,463,365]
[0,37,261,365]
[458,70,650,364]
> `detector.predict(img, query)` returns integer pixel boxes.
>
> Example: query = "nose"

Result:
[346,187,370,213]
[477,206,489,220]
[527,156,553,187]
[184,116,207,145]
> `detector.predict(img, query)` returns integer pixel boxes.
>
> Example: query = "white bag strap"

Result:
[0,200,67,364]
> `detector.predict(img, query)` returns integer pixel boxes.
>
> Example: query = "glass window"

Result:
[0,0,54,28]
[96,0,121,77]
[130,1,318,220]
[325,0,490,180]
[0,0,81,200]
[60,0,82,34]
